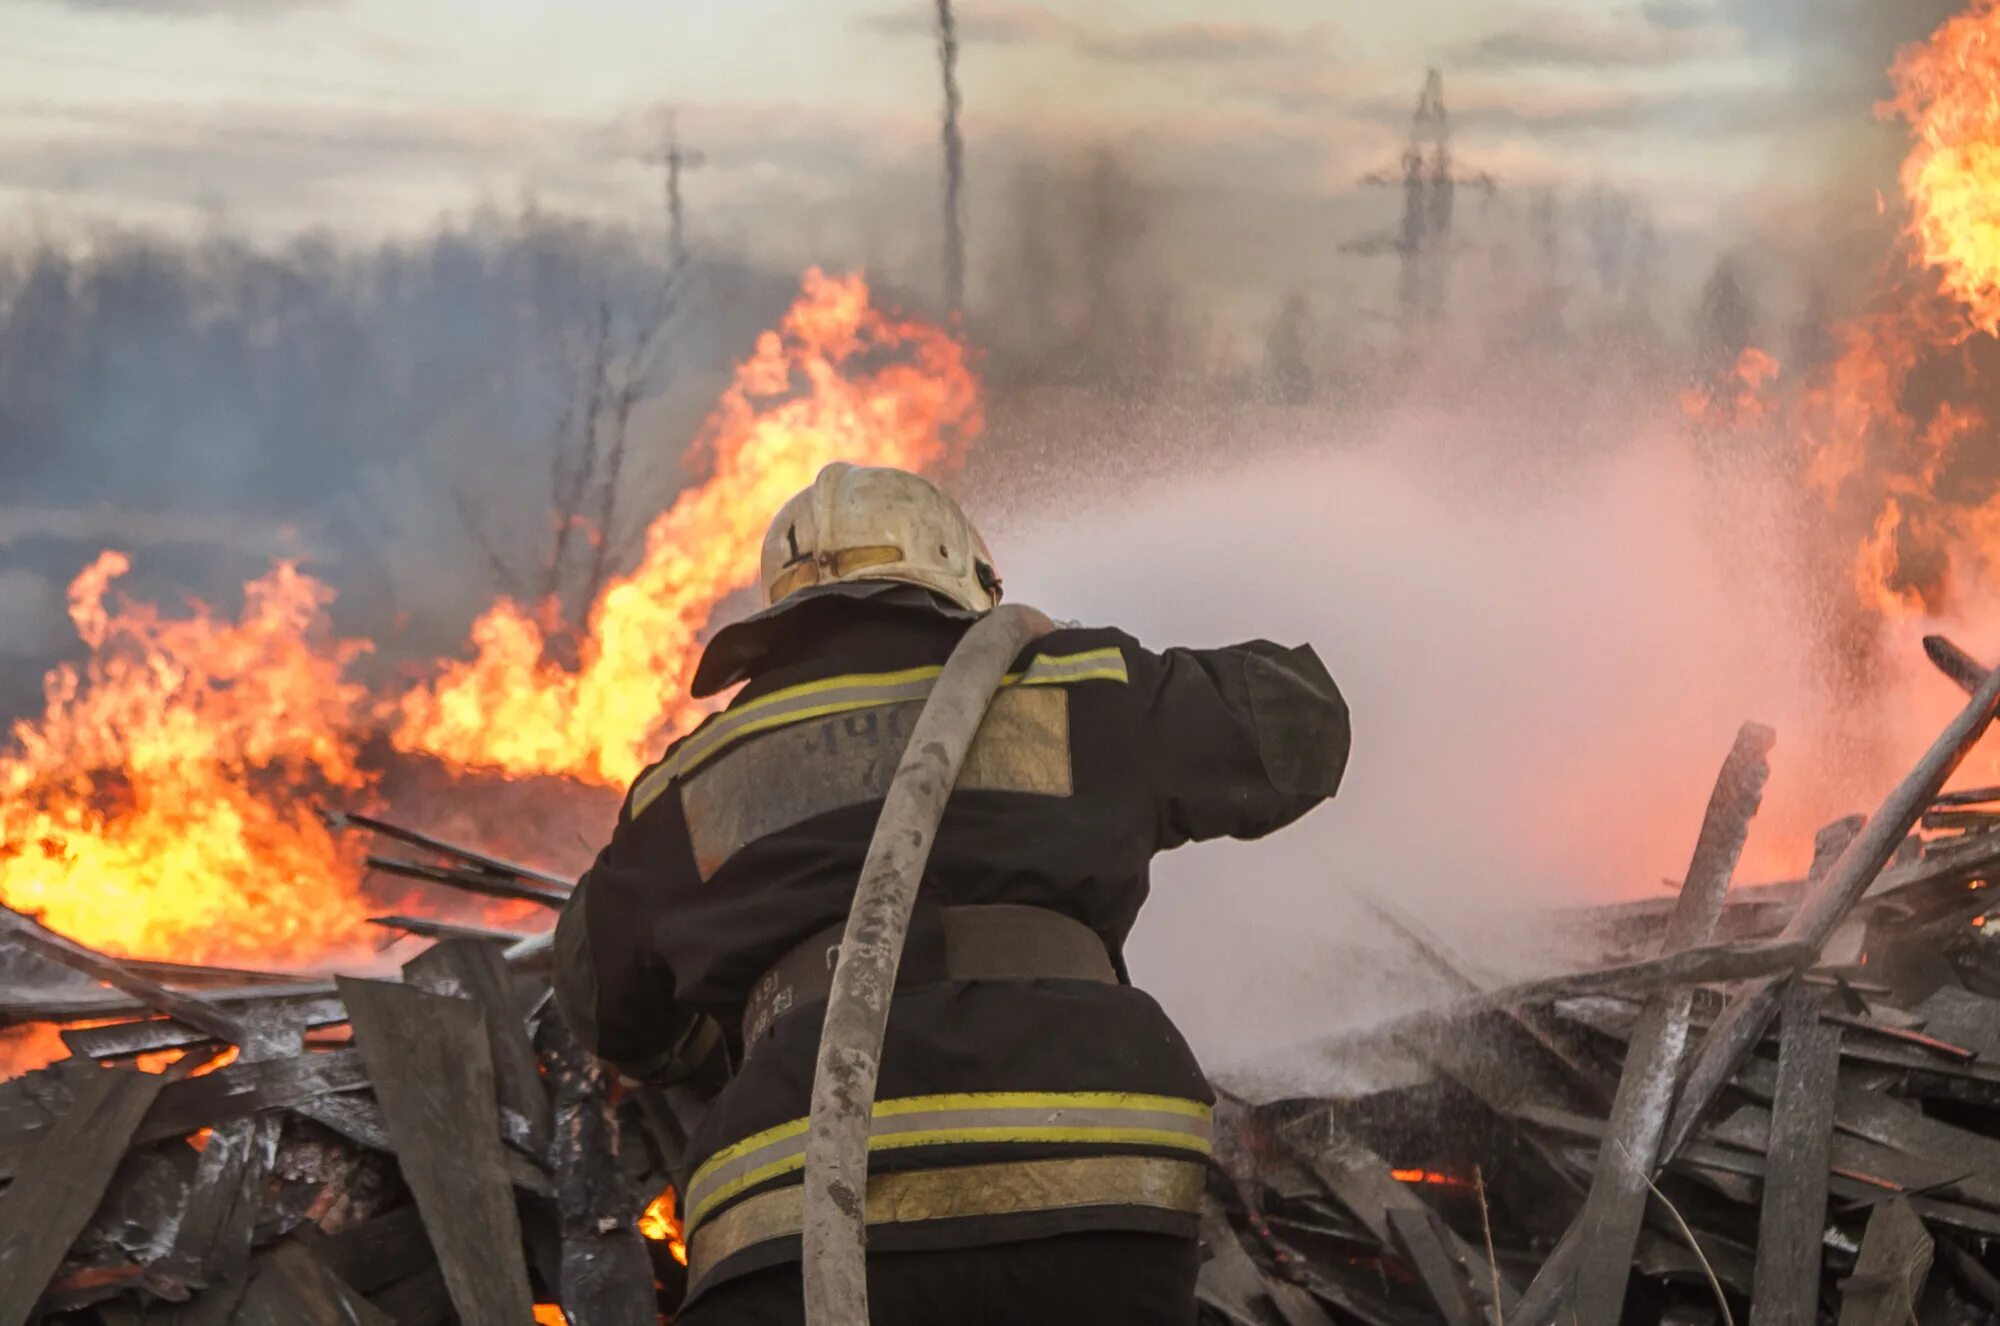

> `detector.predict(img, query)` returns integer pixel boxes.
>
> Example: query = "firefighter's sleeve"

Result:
[1141,639,1350,850]
[552,794,722,1083]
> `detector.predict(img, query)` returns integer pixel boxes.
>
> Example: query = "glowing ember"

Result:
[0,554,375,964]
[639,1185,688,1266]
[531,1306,569,1325]
[392,269,983,787]
[1390,1168,1471,1191]
[1889,0,2000,338]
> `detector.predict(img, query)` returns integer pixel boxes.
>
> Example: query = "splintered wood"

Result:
[6,635,2000,1325]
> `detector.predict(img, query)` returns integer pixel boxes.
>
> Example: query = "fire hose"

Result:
[800,603,1054,1325]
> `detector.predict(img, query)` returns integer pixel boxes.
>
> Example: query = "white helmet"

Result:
[760,463,1001,613]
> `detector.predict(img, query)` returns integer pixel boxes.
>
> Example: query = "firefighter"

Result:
[554,462,1351,1325]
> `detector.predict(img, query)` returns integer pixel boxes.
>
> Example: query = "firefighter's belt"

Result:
[685,1153,1208,1293]
[741,904,1116,1048]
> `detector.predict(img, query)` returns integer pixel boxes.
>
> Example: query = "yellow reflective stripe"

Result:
[684,1089,1210,1232]
[628,648,1128,820]
[687,1156,1207,1292]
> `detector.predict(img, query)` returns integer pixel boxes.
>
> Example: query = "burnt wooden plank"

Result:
[1524,721,1775,1326]
[64,997,349,1062]
[402,938,552,1158]
[368,915,533,946]
[1837,1198,1932,1326]
[230,1240,394,1326]
[290,1089,554,1196]
[1298,1119,1515,1315]
[164,1113,283,1326]
[1197,1207,1336,1326]
[538,999,655,1325]
[0,979,337,1027]
[0,1066,165,1326]
[0,904,253,1044]
[1666,649,2000,1161]
[1386,1206,1480,1326]
[337,976,535,1325]
[365,856,571,908]
[1516,1102,2000,1239]
[1749,987,1841,1326]
[305,1207,434,1296]
[328,809,575,890]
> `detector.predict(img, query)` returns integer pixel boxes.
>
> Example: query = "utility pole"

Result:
[1343,69,1496,340]
[936,0,966,314]
[650,111,704,269]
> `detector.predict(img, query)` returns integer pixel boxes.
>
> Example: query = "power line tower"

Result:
[648,111,705,268]
[936,0,966,314]
[1343,69,1495,338]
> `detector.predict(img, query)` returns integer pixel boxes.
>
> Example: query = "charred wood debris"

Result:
[3,638,2000,1323]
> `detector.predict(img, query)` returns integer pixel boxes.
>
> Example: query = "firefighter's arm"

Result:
[551,802,723,1084]
[1137,638,1351,849]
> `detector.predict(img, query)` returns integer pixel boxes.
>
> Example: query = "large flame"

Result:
[1890,0,2000,338]
[0,270,976,1039]
[0,554,374,964]
[391,269,982,786]
[1691,6,2000,630]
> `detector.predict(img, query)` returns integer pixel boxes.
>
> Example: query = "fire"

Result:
[1690,7,2000,633]
[1889,0,2000,338]
[0,554,375,964]
[392,269,982,787]
[1391,1168,1472,1192]
[639,1185,688,1266]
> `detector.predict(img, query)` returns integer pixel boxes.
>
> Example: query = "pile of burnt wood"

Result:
[0,814,692,1326]
[1199,638,2000,1326]
[4,633,2000,1326]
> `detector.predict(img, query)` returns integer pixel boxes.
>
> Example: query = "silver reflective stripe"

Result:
[629,648,1127,820]
[684,1090,1210,1232]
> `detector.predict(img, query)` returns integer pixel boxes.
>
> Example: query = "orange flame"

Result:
[0,554,375,964]
[1709,7,2000,629]
[392,270,982,786]
[639,1185,688,1266]
[1889,0,2000,338]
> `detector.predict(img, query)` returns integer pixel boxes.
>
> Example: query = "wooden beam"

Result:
[1518,722,1775,1326]
[402,939,552,1159]
[538,1001,657,1326]
[337,976,536,1325]
[0,904,253,1045]
[231,1239,395,1326]
[1387,1206,1481,1326]
[0,1067,164,1326]
[1836,1198,1932,1326]
[1664,655,2000,1163]
[1748,987,1840,1326]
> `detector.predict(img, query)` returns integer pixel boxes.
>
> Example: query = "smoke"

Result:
[985,376,1976,1077]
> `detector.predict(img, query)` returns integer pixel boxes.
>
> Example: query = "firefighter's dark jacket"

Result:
[554,586,1350,1296]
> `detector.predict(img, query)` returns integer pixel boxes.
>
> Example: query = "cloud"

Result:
[37,0,341,13]
[1458,6,1734,69]
[854,1,1072,47]
[856,2,1314,68]
[1079,22,1301,65]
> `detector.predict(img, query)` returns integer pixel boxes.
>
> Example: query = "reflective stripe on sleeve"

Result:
[682,1089,1210,1234]
[629,647,1127,819]
[685,1153,1206,1294]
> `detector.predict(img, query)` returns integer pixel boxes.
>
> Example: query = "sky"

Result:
[0,0,1949,255]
